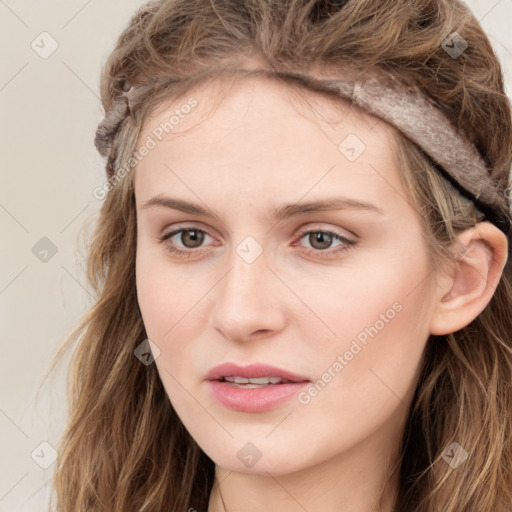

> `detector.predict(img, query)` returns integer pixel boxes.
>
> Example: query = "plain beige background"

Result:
[0,1,511,510]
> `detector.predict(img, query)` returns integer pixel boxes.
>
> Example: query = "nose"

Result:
[210,242,287,342]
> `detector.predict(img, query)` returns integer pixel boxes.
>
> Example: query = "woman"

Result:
[46,0,512,510]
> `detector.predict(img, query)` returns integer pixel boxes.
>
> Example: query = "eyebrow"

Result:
[141,194,384,221]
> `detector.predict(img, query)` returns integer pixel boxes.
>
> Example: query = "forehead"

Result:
[133,73,403,213]
[139,72,395,145]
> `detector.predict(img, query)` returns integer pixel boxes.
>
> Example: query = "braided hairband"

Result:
[94,67,512,236]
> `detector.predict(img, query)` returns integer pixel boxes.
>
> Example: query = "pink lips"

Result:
[204,362,310,412]
[205,362,310,383]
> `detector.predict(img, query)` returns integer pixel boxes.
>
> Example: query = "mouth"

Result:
[205,362,310,384]
[204,362,311,412]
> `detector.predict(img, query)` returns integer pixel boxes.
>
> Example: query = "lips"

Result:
[204,362,310,383]
[205,362,311,412]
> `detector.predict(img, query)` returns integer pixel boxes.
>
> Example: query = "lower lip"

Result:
[206,380,310,412]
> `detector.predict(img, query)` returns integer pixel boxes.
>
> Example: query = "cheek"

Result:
[136,241,193,333]
[135,252,207,411]
[294,242,431,349]
[135,256,170,340]
[135,245,216,370]
[293,243,432,408]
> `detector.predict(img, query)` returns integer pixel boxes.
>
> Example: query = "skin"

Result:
[133,72,508,512]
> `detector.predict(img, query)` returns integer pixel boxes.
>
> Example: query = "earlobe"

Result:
[429,222,508,336]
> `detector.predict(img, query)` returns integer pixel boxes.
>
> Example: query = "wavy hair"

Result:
[44,0,512,510]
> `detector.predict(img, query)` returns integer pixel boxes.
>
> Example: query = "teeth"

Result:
[224,376,250,384]
[223,376,291,384]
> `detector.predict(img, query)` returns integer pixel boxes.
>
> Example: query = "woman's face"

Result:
[134,75,440,476]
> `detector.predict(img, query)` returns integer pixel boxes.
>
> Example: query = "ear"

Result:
[429,222,509,335]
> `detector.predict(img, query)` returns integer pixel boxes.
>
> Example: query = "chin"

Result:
[200,437,311,476]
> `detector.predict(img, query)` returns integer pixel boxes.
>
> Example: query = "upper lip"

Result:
[205,362,310,383]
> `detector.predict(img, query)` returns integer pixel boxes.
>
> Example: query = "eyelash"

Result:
[157,225,356,260]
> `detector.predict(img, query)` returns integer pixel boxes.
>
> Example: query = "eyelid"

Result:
[295,222,358,241]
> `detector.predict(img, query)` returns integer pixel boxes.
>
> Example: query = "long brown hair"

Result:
[44,1,512,510]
